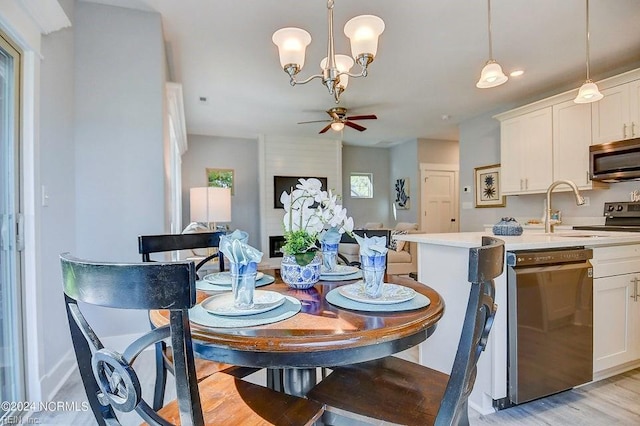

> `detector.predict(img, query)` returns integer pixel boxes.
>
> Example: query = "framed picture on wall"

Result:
[474,164,506,208]
[394,177,410,209]
[207,168,234,195]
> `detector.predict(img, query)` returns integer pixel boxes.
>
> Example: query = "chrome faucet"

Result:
[545,180,585,233]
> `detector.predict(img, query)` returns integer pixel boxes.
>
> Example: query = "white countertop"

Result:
[396,230,640,250]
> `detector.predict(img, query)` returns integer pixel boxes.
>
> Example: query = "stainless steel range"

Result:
[573,202,640,232]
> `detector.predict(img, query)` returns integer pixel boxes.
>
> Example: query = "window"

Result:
[350,173,373,198]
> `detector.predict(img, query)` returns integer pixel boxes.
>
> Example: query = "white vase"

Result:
[280,253,322,289]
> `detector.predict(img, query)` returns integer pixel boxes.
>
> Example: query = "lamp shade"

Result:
[574,80,603,103]
[476,60,508,88]
[344,15,385,59]
[321,54,355,90]
[272,27,312,69]
[331,121,345,132]
[190,187,231,223]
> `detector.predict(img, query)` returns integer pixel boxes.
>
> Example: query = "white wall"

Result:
[74,2,165,334]
[259,135,342,264]
[459,110,640,231]
[341,145,391,227]
[181,135,260,248]
[38,0,76,400]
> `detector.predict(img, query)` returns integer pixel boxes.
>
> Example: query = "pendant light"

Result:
[477,0,508,88]
[574,0,603,103]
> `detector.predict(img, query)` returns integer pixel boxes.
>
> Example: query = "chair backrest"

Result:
[60,253,203,426]
[138,231,226,273]
[339,229,391,244]
[435,236,505,426]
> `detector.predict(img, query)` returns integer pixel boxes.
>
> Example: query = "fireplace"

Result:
[269,235,285,258]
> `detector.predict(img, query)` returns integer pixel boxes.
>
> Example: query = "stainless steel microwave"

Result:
[590,137,640,182]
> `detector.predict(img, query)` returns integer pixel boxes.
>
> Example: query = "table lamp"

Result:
[189,187,232,231]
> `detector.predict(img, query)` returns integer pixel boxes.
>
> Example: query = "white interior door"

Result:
[421,169,458,233]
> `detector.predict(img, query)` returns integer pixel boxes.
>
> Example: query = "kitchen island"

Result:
[395,230,640,414]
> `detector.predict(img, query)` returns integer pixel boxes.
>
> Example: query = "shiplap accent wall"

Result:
[259,135,342,266]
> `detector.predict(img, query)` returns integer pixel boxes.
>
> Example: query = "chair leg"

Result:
[152,340,168,411]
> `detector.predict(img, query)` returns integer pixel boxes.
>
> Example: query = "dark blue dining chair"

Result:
[307,236,505,425]
[61,253,324,425]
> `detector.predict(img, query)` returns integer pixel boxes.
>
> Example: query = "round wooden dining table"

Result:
[149,270,444,396]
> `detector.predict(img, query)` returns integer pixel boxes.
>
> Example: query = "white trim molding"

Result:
[18,0,70,35]
[166,82,187,155]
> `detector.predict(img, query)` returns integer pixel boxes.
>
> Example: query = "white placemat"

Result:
[189,295,301,328]
[325,286,430,312]
[196,274,275,292]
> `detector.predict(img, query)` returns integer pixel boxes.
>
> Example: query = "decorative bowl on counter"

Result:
[492,217,523,236]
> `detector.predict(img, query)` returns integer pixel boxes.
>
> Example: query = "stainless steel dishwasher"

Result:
[503,247,593,407]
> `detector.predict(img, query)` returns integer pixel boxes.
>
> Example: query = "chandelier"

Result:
[272,0,385,103]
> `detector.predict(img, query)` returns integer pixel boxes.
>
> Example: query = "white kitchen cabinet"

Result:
[591,244,640,373]
[552,100,596,189]
[500,107,553,194]
[592,80,640,144]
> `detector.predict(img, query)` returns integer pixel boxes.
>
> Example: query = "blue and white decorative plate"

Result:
[338,282,416,305]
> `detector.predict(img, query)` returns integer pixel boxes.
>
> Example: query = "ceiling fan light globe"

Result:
[272,27,312,69]
[344,15,385,60]
[331,122,345,132]
[476,60,508,88]
[574,80,603,103]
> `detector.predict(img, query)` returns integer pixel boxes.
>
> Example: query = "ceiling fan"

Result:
[298,107,377,134]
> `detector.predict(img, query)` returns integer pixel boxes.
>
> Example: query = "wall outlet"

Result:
[582,196,590,206]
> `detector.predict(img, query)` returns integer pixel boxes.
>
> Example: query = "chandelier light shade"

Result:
[272,0,384,103]
[321,54,354,92]
[476,0,508,89]
[272,28,312,71]
[574,0,603,103]
[343,15,385,65]
[330,121,345,132]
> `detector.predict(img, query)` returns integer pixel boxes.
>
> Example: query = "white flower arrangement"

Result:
[279,178,354,258]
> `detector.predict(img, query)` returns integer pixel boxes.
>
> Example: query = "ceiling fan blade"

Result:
[345,121,366,132]
[319,124,332,134]
[298,119,331,124]
[345,114,377,121]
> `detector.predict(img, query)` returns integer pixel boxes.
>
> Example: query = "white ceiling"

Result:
[84,0,640,146]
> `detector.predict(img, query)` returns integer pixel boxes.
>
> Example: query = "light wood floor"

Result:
[28,349,640,425]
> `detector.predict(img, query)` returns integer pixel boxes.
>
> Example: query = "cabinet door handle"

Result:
[633,122,637,137]
[586,170,590,184]
[624,123,628,139]
[631,278,639,302]
[520,179,523,190]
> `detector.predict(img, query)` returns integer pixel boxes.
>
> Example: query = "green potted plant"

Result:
[279,178,353,288]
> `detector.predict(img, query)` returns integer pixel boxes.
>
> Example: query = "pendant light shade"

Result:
[575,80,603,103]
[476,0,507,89]
[477,60,508,88]
[574,0,602,104]
[330,121,345,132]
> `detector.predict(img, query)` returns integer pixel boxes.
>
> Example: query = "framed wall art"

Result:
[474,164,506,208]
[207,168,234,195]
[394,177,410,210]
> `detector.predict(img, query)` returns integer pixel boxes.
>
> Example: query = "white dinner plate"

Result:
[338,282,416,305]
[200,290,285,316]
[203,271,264,285]
[320,265,359,276]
